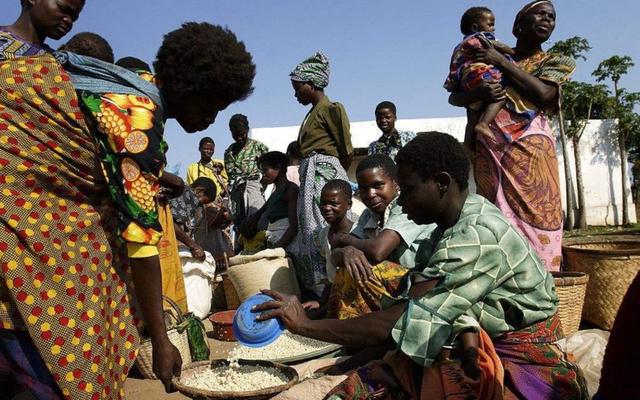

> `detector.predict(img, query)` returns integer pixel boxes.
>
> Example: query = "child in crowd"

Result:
[224,114,268,229]
[242,151,299,252]
[444,7,516,154]
[367,101,416,160]
[191,177,234,269]
[58,31,114,63]
[187,137,229,200]
[302,179,355,318]
[236,229,267,255]
[327,154,436,319]
[285,141,301,186]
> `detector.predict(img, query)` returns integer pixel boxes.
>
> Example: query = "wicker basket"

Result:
[173,359,299,400]
[551,272,589,336]
[563,238,640,330]
[135,296,192,379]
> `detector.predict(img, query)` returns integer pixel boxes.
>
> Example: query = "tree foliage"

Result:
[593,56,635,89]
[616,90,640,148]
[549,36,591,61]
[592,55,636,225]
[562,81,610,139]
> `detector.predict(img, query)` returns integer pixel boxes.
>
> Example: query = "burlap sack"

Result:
[226,255,301,302]
[228,248,287,267]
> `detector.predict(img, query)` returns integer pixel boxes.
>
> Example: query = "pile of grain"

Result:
[230,331,334,360]
[181,364,288,392]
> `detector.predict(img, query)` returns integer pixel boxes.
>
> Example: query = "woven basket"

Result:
[563,238,640,330]
[551,272,589,336]
[135,296,192,379]
[173,359,299,400]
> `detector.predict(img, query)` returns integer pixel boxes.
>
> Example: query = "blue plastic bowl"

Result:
[232,293,284,348]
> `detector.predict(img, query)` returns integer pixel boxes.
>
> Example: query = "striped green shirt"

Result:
[388,194,557,367]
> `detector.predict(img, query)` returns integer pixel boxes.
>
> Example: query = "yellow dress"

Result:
[157,204,188,312]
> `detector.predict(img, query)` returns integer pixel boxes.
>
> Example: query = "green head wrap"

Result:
[290,51,330,89]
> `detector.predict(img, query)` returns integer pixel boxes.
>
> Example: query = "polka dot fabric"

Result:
[0,54,140,399]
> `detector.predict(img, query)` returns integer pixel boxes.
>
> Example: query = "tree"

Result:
[550,37,591,62]
[549,37,591,230]
[593,55,636,224]
[562,81,610,228]
[617,90,640,199]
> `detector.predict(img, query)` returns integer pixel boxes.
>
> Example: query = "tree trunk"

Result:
[572,135,587,229]
[619,133,630,225]
[614,80,630,225]
[557,109,576,230]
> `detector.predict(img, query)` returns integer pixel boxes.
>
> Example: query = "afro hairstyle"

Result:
[356,153,397,180]
[153,22,256,106]
[460,6,493,35]
[62,32,114,63]
[395,132,470,190]
[191,177,218,201]
[229,113,249,131]
[375,101,397,116]
[198,137,215,149]
[116,56,151,72]
[321,179,353,200]
[258,151,288,171]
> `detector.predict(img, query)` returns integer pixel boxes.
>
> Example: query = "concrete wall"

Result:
[252,117,635,226]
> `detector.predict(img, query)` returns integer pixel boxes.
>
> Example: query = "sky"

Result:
[2,0,639,176]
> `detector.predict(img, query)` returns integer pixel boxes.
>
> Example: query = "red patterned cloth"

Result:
[323,315,587,400]
[0,54,140,399]
[473,51,575,271]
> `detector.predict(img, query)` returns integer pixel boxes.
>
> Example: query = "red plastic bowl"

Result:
[209,310,237,341]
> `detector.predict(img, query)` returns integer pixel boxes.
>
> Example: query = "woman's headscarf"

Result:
[512,0,553,37]
[290,51,330,89]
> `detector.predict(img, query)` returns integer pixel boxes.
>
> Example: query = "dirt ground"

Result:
[125,319,236,400]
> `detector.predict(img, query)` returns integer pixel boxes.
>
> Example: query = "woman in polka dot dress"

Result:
[0,4,256,400]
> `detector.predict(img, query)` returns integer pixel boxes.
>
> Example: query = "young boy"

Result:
[302,179,355,317]
[367,101,416,160]
[444,7,517,154]
[327,154,436,319]
[191,177,234,268]
[186,137,229,201]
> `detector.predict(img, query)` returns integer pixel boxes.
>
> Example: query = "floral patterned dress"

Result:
[474,51,575,270]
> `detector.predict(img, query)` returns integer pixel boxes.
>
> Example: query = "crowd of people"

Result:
[3,0,637,399]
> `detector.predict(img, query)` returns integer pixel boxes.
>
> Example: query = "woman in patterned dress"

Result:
[449,1,576,271]
[290,51,354,300]
[0,9,255,399]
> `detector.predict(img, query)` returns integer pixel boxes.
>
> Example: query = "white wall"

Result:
[557,120,636,225]
[251,117,636,226]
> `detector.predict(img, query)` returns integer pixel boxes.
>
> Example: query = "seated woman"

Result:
[242,151,299,253]
[255,132,587,400]
[327,154,435,319]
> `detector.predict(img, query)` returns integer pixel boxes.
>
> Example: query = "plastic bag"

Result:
[180,248,216,319]
[182,313,210,361]
[559,329,610,398]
